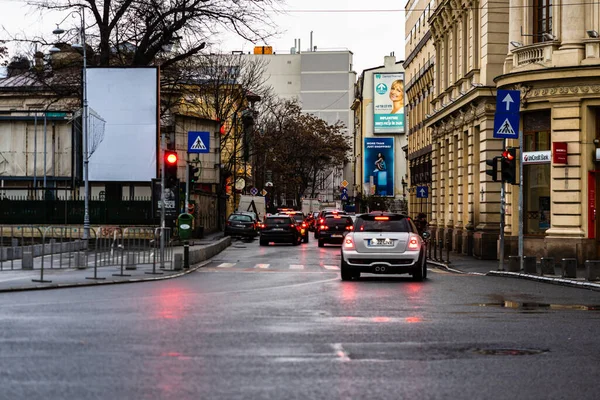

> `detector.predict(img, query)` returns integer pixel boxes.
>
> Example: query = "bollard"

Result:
[445,239,451,264]
[183,242,190,269]
[432,237,437,261]
[22,251,34,270]
[561,258,577,278]
[174,253,183,271]
[74,252,87,270]
[584,260,600,281]
[523,256,537,274]
[125,253,137,270]
[540,257,555,276]
[438,239,444,262]
[507,255,521,272]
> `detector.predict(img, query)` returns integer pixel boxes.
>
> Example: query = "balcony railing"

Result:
[512,42,560,68]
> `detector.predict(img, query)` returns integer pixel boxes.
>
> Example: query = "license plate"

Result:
[234,224,244,228]
[370,238,393,246]
[273,228,284,231]
[332,234,343,238]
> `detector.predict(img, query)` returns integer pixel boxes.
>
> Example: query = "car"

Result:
[280,211,310,243]
[224,212,258,239]
[317,214,354,247]
[314,209,348,239]
[239,211,259,229]
[340,212,429,281]
[259,215,301,246]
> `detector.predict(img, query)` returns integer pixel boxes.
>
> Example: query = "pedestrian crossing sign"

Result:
[188,131,210,153]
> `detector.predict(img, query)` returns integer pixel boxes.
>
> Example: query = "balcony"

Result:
[512,42,560,70]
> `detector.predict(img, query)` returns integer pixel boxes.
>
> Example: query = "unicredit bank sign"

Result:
[522,150,551,164]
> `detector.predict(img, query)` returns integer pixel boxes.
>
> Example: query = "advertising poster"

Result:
[364,138,394,197]
[373,72,405,134]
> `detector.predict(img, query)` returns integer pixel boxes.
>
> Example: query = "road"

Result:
[1,237,600,399]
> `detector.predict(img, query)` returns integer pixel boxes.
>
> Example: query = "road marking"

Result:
[332,343,351,362]
[289,264,304,270]
[255,264,270,269]
[216,263,236,268]
[323,265,339,270]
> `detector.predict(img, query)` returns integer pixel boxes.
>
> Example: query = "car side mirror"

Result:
[422,231,431,240]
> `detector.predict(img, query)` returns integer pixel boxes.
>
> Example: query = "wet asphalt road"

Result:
[1,237,600,399]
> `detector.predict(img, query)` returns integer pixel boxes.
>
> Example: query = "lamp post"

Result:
[51,6,89,239]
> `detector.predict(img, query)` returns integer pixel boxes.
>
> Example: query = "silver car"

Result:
[340,212,428,281]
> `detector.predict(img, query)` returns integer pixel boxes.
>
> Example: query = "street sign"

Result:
[416,186,428,199]
[260,189,267,196]
[340,192,348,201]
[341,187,348,194]
[341,180,349,188]
[46,112,67,118]
[188,131,210,153]
[493,90,521,139]
[250,187,258,196]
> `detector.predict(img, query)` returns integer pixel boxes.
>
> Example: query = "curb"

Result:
[487,270,600,292]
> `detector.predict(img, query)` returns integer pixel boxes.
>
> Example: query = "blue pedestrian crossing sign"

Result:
[340,192,348,201]
[188,131,210,153]
[416,186,428,198]
[493,90,520,139]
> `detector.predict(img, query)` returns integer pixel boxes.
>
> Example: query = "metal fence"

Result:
[0,225,173,276]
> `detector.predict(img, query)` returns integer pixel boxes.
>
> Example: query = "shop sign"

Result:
[553,142,568,164]
[522,150,551,165]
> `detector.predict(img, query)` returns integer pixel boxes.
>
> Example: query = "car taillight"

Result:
[290,224,296,228]
[319,218,324,223]
[343,236,355,250]
[346,225,353,231]
[302,222,307,228]
[320,225,328,230]
[408,236,420,250]
[259,223,265,229]
[226,221,232,226]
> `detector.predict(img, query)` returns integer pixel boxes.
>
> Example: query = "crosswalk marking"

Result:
[255,264,270,269]
[289,264,304,270]
[216,263,235,268]
[323,265,339,270]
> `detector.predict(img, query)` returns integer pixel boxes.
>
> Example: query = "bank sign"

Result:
[373,73,405,134]
[522,150,551,164]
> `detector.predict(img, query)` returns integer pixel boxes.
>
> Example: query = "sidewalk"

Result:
[428,252,600,292]
[0,232,229,293]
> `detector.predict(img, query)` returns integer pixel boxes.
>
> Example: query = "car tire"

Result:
[318,239,324,247]
[340,257,356,281]
[303,234,309,243]
[412,253,426,281]
[259,238,267,246]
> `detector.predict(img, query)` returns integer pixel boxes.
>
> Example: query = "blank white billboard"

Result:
[86,68,158,181]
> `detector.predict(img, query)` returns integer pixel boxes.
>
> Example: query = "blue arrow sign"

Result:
[496,90,520,113]
[188,131,210,153]
[416,186,428,199]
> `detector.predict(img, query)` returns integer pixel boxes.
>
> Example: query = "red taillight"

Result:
[290,224,296,228]
[408,236,419,250]
[258,223,265,229]
[346,225,353,231]
[226,221,232,226]
[302,222,307,228]
[343,236,355,250]
[333,216,341,219]
[320,225,328,230]
[319,218,324,224]
[374,216,389,221]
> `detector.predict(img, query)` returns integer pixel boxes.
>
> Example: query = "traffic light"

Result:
[188,164,200,183]
[485,156,500,182]
[501,147,517,185]
[164,150,178,186]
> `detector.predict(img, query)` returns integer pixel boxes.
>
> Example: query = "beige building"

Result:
[416,0,510,259]
[496,0,600,262]
[405,0,435,220]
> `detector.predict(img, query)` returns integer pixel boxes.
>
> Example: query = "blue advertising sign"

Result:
[188,131,210,153]
[364,137,394,197]
[493,90,520,139]
[373,73,405,134]
[416,186,428,198]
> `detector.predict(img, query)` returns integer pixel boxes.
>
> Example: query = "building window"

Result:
[534,0,552,43]
[523,111,551,235]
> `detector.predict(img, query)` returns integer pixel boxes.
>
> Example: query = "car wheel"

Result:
[412,253,426,281]
[259,238,267,246]
[423,258,428,280]
[340,257,357,281]
[224,232,229,237]
[318,239,324,247]
[303,234,309,243]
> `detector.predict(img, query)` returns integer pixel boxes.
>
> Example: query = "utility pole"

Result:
[499,138,506,271]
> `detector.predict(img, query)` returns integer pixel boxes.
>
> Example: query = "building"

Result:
[495,0,600,263]
[424,0,509,258]
[246,44,356,202]
[405,0,435,220]
[351,54,407,209]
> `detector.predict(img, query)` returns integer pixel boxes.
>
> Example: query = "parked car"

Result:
[259,215,301,246]
[317,215,354,247]
[340,211,429,281]
[239,211,259,230]
[224,212,258,239]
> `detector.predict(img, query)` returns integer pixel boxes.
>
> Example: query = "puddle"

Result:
[474,301,600,311]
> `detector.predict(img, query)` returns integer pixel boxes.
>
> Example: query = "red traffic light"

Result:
[165,151,178,165]
[502,150,515,161]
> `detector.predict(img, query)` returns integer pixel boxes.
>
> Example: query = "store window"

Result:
[523,111,551,235]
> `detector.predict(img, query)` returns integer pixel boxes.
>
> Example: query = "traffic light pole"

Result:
[499,138,506,271]
[185,152,190,213]
[160,132,166,269]
[519,132,524,271]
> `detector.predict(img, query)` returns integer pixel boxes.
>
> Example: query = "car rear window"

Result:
[265,217,293,226]
[229,214,252,222]
[291,215,304,223]
[355,215,412,232]
[325,216,353,227]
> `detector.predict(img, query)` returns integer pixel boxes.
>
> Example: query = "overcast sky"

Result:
[1,0,405,74]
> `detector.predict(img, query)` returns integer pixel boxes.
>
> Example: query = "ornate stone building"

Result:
[425,0,509,258]
[495,0,600,263]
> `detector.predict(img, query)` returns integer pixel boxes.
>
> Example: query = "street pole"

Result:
[519,132,524,271]
[81,7,90,240]
[499,138,506,271]
[160,131,166,269]
[33,114,38,196]
[185,152,190,213]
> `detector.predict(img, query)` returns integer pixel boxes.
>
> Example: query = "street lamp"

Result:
[51,6,89,239]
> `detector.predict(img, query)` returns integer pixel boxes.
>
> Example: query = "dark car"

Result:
[317,215,354,247]
[259,215,301,246]
[281,211,309,243]
[224,213,258,239]
[314,209,347,239]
